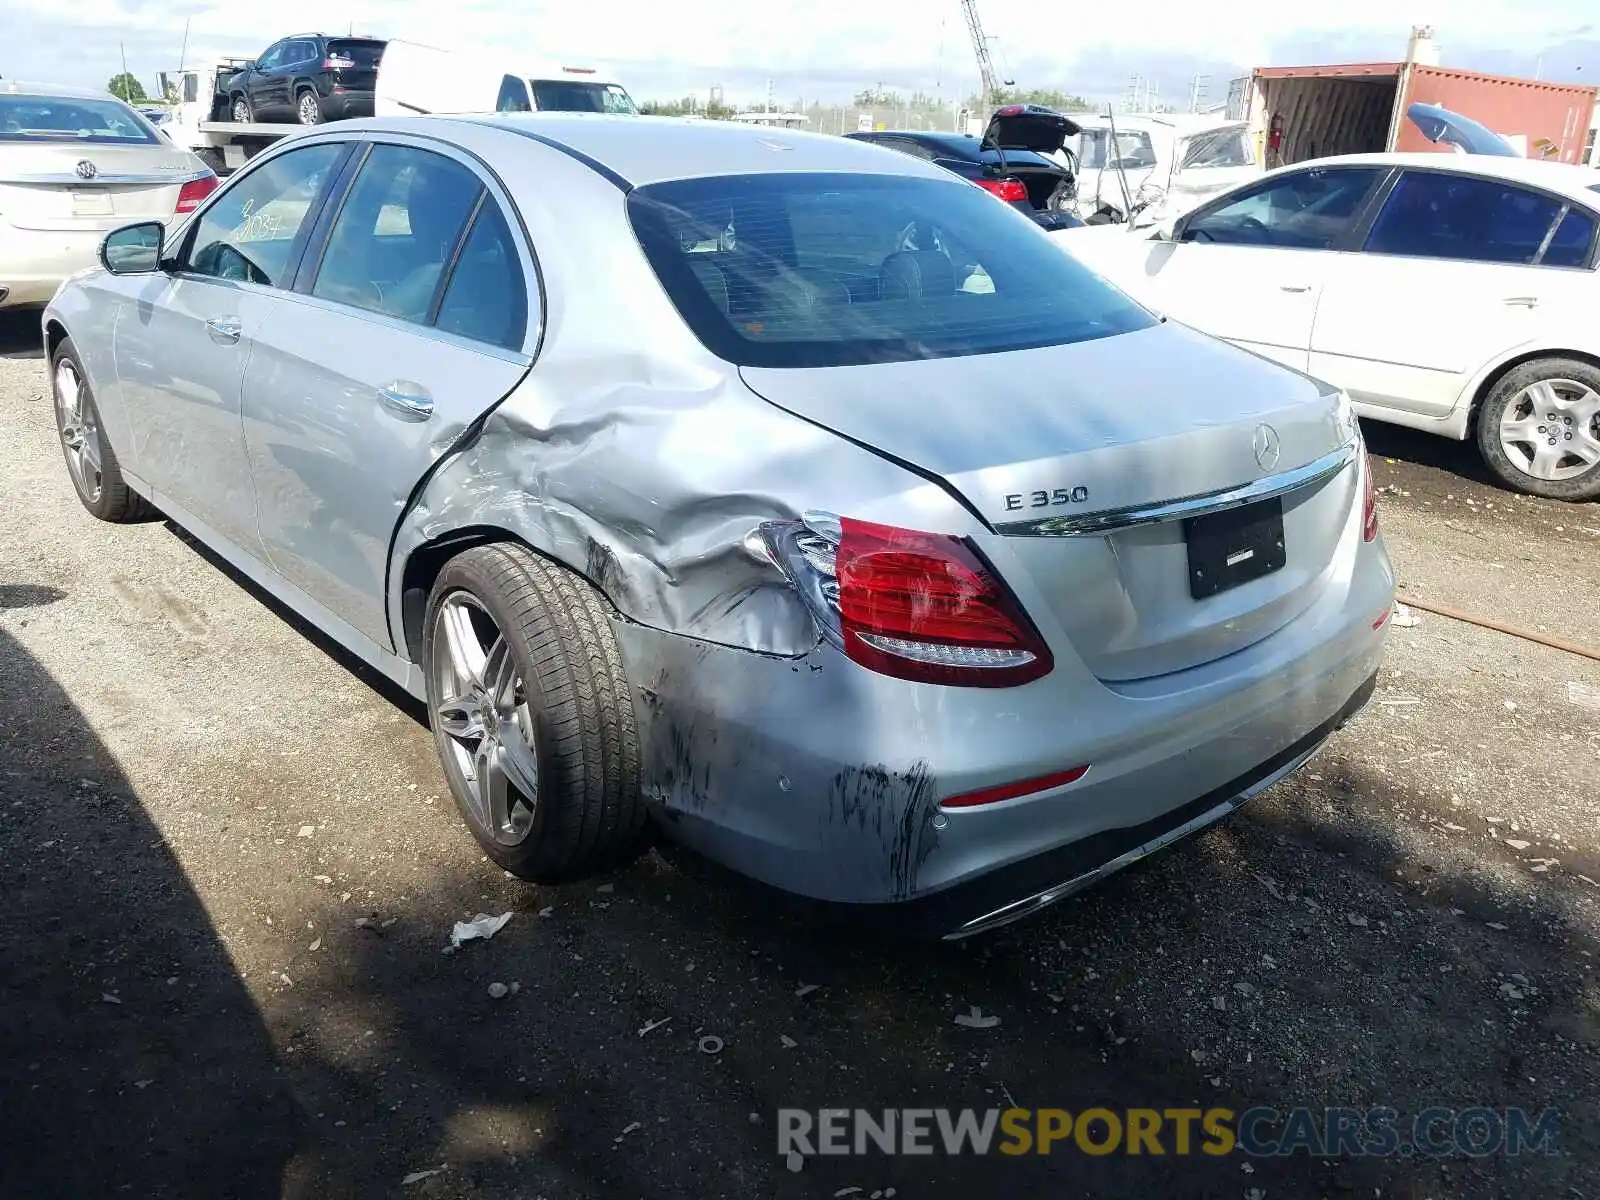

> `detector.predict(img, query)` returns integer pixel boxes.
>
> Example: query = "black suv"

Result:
[226,33,387,126]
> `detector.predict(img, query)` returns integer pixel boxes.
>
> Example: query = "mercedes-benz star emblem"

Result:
[1253,423,1281,471]
[74,160,97,180]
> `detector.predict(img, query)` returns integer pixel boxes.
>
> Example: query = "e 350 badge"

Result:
[1004,486,1090,512]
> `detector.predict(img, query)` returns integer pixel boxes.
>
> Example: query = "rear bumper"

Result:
[617,530,1394,921]
[317,88,375,119]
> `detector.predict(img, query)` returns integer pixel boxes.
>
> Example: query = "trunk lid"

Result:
[984,104,1082,154]
[0,143,199,232]
[740,321,1359,681]
[325,39,385,93]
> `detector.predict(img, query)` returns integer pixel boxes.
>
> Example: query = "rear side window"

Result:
[312,145,482,324]
[435,202,528,349]
[627,172,1155,369]
[496,76,531,113]
[1538,206,1597,268]
[1365,172,1564,264]
[0,95,159,145]
[1184,167,1382,249]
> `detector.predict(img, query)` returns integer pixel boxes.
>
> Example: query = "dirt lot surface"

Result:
[1,309,1597,1199]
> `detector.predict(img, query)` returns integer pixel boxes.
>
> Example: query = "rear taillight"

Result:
[1361,449,1378,542]
[758,514,1053,687]
[975,177,1029,203]
[176,172,219,216]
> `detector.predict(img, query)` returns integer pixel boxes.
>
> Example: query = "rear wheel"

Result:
[51,338,152,523]
[230,94,252,123]
[422,543,647,881]
[296,89,323,126]
[1475,357,1600,501]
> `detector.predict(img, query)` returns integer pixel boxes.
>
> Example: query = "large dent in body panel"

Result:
[396,364,969,657]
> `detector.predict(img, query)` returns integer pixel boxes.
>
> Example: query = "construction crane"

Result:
[960,0,1011,116]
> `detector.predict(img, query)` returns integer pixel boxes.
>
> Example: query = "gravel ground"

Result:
[1,308,1597,1199]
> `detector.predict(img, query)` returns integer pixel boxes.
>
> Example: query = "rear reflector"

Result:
[175,172,219,216]
[1372,607,1391,630]
[942,765,1090,809]
[975,177,1028,203]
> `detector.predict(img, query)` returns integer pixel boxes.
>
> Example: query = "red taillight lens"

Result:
[759,515,1054,687]
[1361,450,1378,542]
[976,177,1028,203]
[176,172,218,216]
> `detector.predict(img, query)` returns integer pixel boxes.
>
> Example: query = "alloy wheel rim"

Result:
[1499,379,1600,482]
[54,361,102,503]
[431,592,539,846]
[299,94,318,124]
[233,99,249,122]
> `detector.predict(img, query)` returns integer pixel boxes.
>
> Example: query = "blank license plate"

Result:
[1184,498,1286,600]
[70,189,113,216]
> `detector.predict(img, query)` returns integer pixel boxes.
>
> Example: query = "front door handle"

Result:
[205,316,242,344]
[1279,284,1313,293]
[1502,296,1540,308]
[377,382,434,421]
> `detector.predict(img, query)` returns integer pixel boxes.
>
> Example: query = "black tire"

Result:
[1475,356,1600,502]
[295,88,323,126]
[422,543,646,881]
[230,94,252,124]
[50,337,153,523]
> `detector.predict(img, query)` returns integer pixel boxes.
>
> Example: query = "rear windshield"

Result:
[628,172,1155,368]
[530,80,637,114]
[0,95,159,144]
[326,40,386,67]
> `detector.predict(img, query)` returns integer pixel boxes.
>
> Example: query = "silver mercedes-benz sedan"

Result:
[43,114,1394,937]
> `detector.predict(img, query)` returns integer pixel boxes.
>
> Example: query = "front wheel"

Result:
[422,543,647,881]
[51,338,152,522]
[296,89,323,126]
[1475,357,1600,501]
[230,94,252,123]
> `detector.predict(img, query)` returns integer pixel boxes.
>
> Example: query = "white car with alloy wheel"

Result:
[1057,151,1600,502]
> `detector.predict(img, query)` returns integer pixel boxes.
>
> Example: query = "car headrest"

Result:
[879,251,957,301]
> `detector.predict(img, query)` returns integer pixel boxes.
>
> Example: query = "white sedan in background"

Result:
[1058,152,1600,502]
[1,80,217,311]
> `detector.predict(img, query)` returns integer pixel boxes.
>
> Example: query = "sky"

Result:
[2,0,1597,108]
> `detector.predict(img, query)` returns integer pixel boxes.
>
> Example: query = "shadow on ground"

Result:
[0,309,44,361]
[0,623,302,1197]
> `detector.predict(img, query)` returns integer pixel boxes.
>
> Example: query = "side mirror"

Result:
[100,221,165,275]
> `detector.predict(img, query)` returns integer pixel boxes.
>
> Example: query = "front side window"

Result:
[255,43,284,70]
[184,142,345,286]
[312,144,483,324]
[529,80,637,114]
[1183,167,1382,249]
[628,171,1155,368]
[496,76,531,113]
[1365,171,1565,265]
[0,95,158,145]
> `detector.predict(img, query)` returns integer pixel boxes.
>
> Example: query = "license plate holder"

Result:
[70,189,113,217]
[1184,497,1286,600]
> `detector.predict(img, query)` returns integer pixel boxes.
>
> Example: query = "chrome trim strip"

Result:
[944,737,1327,941]
[995,440,1359,537]
[0,169,212,186]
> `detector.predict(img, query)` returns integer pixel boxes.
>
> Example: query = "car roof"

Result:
[1290,151,1600,205]
[350,113,958,187]
[0,79,129,102]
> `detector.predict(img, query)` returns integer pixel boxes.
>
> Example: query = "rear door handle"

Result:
[205,316,242,344]
[377,382,434,421]
[1502,296,1539,307]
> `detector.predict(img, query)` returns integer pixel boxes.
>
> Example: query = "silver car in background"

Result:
[43,114,1394,937]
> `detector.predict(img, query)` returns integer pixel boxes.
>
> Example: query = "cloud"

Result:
[3,0,1596,106]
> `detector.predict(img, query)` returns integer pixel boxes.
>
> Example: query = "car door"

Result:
[246,42,285,116]
[1309,168,1599,418]
[240,139,534,648]
[1093,165,1386,373]
[261,40,303,119]
[111,140,351,553]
